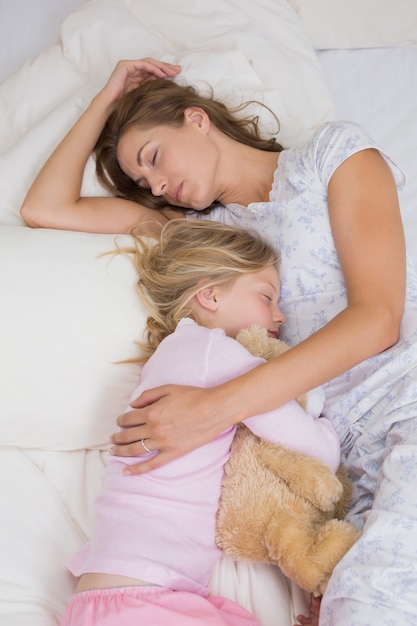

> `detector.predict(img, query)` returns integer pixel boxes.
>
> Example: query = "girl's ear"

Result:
[184,107,210,132]
[195,286,219,312]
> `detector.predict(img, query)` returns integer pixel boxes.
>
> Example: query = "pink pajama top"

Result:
[68,319,340,595]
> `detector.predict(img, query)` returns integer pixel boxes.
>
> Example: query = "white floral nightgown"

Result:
[196,121,417,625]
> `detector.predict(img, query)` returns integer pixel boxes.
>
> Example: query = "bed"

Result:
[1,1,417,625]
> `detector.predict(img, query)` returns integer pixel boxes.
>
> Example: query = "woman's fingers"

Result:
[132,57,181,79]
[111,385,222,469]
[123,450,182,476]
[111,428,146,452]
[103,58,181,102]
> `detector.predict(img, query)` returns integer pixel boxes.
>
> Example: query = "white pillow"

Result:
[0,227,145,450]
[61,0,334,145]
[0,0,335,451]
[288,0,417,49]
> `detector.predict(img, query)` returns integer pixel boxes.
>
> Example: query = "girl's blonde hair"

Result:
[95,79,283,211]
[123,219,277,362]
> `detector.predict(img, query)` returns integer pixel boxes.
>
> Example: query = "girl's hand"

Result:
[101,58,181,107]
[110,385,231,474]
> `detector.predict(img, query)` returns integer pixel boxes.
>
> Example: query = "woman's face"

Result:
[116,108,222,211]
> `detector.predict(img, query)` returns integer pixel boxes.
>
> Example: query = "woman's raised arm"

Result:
[20,59,181,234]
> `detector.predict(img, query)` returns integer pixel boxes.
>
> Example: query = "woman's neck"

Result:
[219,144,280,207]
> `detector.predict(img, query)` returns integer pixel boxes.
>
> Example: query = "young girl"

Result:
[60,219,339,626]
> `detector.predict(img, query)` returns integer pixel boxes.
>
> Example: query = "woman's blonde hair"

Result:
[122,219,277,361]
[95,79,283,211]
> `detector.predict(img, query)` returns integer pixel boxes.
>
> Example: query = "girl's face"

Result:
[212,265,286,339]
[116,108,222,211]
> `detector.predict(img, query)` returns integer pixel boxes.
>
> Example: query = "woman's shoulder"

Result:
[279,121,373,159]
[315,119,369,136]
[308,120,406,189]
[279,120,405,190]
[277,120,373,171]
[293,120,375,155]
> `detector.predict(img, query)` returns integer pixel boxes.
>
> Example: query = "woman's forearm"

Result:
[19,91,181,234]
[220,148,406,421]
[116,298,401,477]
[211,300,401,424]
[20,92,113,227]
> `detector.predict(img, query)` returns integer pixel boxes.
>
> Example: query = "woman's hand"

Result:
[101,58,181,108]
[111,384,234,475]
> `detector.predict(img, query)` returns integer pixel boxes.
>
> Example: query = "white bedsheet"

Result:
[1,1,417,625]
[319,46,417,269]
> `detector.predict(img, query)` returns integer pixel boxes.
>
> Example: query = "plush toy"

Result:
[216,326,360,596]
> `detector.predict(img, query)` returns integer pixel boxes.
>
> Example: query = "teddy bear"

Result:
[215,325,360,597]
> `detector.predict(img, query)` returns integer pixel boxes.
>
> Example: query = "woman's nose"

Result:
[150,175,168,197]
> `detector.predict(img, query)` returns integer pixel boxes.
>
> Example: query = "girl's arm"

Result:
[112,147,406,474]
[243,404,340,472]
[20,59,182,234]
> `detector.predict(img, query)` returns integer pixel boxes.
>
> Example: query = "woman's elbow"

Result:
[378,305,403,351]
[20,202,38,227]
[20,201,47,228]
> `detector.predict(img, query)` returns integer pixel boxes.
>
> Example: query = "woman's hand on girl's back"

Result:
[110,384,233,475]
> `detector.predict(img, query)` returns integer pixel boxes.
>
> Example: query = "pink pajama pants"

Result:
[61,585,260,625]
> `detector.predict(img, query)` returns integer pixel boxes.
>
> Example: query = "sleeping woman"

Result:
[21,58,417,625]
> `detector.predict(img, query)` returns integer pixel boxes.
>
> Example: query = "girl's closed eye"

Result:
[259,288,275,302]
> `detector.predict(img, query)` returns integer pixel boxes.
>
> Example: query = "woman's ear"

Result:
[184,107,210,132]
[195,286,219,312]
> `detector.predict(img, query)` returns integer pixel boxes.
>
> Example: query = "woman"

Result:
[21,59,417,625]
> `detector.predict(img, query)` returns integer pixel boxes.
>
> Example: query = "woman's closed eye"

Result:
[135,150,158,189]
